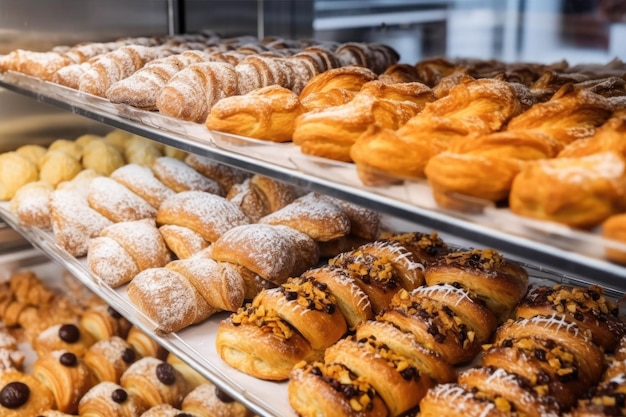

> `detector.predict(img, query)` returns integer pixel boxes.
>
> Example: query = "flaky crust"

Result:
[32,323,96,358]
[0,370,55,417]
[79,305,132,342]
[83,336,137,384]
[87,177,156,223]
[419,383,508,417]
[78,381,147,417]
[181,382,254,417]
[298,66,377,100]
[151,156,224,195]
[603,213,626,264]
[125,327,168,361]
[158,224,209,259]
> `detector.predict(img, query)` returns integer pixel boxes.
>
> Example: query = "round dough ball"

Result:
[164,145,188,161]
[15,144,47,166]
[0,152,39,200]
[47,139,83,161]
[39,150,83,186]
[125,138,163,167]
[104,129,133,152]
[75,133,103,148]
[81,140,125,176]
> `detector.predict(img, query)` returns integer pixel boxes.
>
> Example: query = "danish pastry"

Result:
[83,336,138,384]
[226,174,296,222]
[32,323,96,357]
[77,381,147,417]
[158,224,209,259]
[181,382,254,417]
[184,154,251,193]
[0,370,55,417]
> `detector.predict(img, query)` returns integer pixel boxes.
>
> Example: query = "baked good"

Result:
[298,66,377,101]
[558,110,626,159]
[379,231,451,266]
[602,213,626,264]
[77,305,130,343]
[299,87,357,112]
[156,191,250,243]
[158,224,209,259]
[32,323,96,357]
[206,85,305,142]
[88,219,171,288]
[0,152,39,200]
[124,136,163,167]
[9,180,54,229]
[350,78,522,185]
[109,164,175,209]
[165,256,246,311]
[324,336,435,416]
[77,381,147,417]
[165,353,207,389]
[47,139,83,161]
[184,154,251,192]
[125,326,168,361]
[55,168,101,196]
[81,139,126,176]
[0,370,55,417]
[120,357,193,409]
[379,63,422,84]
[151,156,223,195]
[181,382,254,417]
[288,361,388,417]
[156,61,238,123]
[216,298,320,381]
[87,177,157,223]
[424,248,529,322]
[210,223,319,285]
[509,151,626,229]
[15,143,47,166]
[106,49,212,110]
[83,336,138,384]
[226,174,296,222]
[38,150,83,187]
[419,383,510,417]
[32,350,97,413]
[259,192,352,241]
[139,404,184,417]
[515,284,625,351]
[126,267,217,332]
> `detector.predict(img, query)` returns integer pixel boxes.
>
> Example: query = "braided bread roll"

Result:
[156,61,238,122]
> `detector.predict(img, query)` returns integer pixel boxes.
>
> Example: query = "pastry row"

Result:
[0,268,256,417]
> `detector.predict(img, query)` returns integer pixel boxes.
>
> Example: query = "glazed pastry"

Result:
[78,381,147,417]
[32,350,97,413]
[419,383,510,417]
[259,192,352,242]
[9,180,54,229]
[324,336,435,417]
[516,284,625,351]
[165,256,246,312]
[380,231,451,266]
[80,305,133,341]
[184,154,251,193]
[87,177,157,223]
[125,326,168,361]
[156,190,250,243]
[158,224,209,259]
[424,248,529,322]
[603,213,626,264]
[32,323,96,357]
[127,267,217,332]
[350,78,522,185]
[81,140,125,176]
[0,151,39,200]
[181,382,254,417]
[288,361,388,417]
[49,188,114,257]
[88,219,171,287]
[226,174,296,222]
[39,150,83,187]
[206,85,306,142]
[109,164,175,209]
[156,61,238,123]
[0,370,55,417]
[151,156,224,195]
[210,223,319,285]
[509,151,626,229]
[106,49,212,110]
[83,336,138,384]
[120,357,193,409]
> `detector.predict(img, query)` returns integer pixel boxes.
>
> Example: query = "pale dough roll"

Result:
[39,150,83,187]
[87,177,157,223]
[163,145,187,160]
[104,129,134,153]
[47,139,83,161]
[9,180,53,229]
[0,152,39,200]
[158,224,209,259]
[152,156,224,195]
[126,268,217,332]
[74,133,104,148]
[156,191,250,243]
[124,137,163,167]
[110,164,175,209]
[81,139,125,176]
[15,144,47,166]
[166,257,245,312]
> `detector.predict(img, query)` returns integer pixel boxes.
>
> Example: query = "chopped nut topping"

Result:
[442,249,505,271]
[357,335,421,381]
[230,299,294,339]
[280,276,337,315]
[330,251,399,290]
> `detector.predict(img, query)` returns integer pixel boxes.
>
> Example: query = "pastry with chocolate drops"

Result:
[32,322,96,357]
[0,370,55,417]
[516,284,625,352]
[181,382,255,417]
[379,231,451,265]
[80,304,133,342]
[83,336,138,384]
[77,381,147,417]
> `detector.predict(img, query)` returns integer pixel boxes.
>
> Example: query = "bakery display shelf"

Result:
[1,203,624,417]
[1,70,625,287]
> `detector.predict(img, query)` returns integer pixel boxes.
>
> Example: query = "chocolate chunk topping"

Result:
[111,388,128,403]
[215,386,235,403]
[121,348,136,364]
[60,352,77,367]
[0,382,30,409]
[58,324,80,343]
[156,362,176,385]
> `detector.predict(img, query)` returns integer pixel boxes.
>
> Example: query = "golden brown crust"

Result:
[419,383,508,417]
[125,327,168,361]
[83,336,138,384]
[181,382,254,417]
[79,304,133,341]
[603,213,626,264]
[158,224,209,260]
[32,323,96,358]
[77,381,147,417]
[298,66,377,101]
[300,87,357,112]
[0,370,55,417]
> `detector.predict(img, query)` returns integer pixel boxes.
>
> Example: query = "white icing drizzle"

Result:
[412,283,473,306]
[525,314,581,337]
[431,383,496,417]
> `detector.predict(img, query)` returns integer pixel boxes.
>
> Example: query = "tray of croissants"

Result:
[0,124,624,416]
[2,32,626,266]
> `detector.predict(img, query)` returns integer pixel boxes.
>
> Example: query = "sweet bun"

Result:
[9,180,54,229]
[87,176,157,222]
[32,323,96,357]
[184,154,251,193]
[15,143,47,166]
[78,381,147,417]
[226,175,296,222]
[0,370,55,417]
[0,152,39,200]
[83,336,138,384]
[80,305,133,341]
[151,156,224,195]
[81,140,125,176]
[181,382,255,417]
[39,150,83,187]
[109,164,175,209]
[47,139,83,161]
